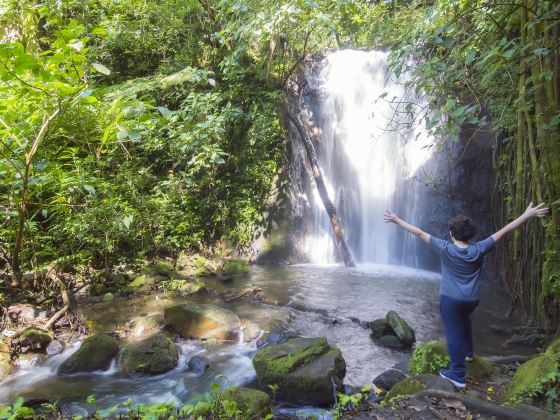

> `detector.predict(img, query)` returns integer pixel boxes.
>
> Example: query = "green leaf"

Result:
[92,62,110,75]
[533,48,549,56]
[157,106,173,119]
[84,185,96,195]
[465,50,476,64]
[92,27,107,36]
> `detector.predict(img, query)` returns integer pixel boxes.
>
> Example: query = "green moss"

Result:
[409,340,492,378]
[386,377,425,399]
[18,327,53,349]
[386,311,415,346]
[505,354,555,402]
[153,261,174,277]
[220,387,272,418]
[253,337,329,377]
[222,259,249,276]
[545,338,560,363]
[121,333,178,375]
[58,334,119,375]
[128,273,159,292]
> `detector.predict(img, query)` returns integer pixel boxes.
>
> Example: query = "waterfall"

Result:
[302,49,432,265]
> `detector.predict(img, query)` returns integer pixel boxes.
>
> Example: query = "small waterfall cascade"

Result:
[302,49,433,264]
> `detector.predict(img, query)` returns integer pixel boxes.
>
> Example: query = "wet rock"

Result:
[408,340,492,378]
[256,332,290,348]
[103,292,114,301]
[378,335,404,350]
[130,314,164,338]
[187,355,210,376]
[224,286,264,303]
[153,260,174,277]
[370,318,396,339]
[386,311,416,347]
[0,339,13,382]
[164,303,240,341]
[505,338,560,403]
[58,333,119,375]
[177,253,217,277]
[502,332,547,349]
[16,327,53,351]
[121,333,178,376]
[7,303,47,324]
[373,369,408,391]
[220,387,272,418]
[127,271,165,293]
[252,336,346,406]
[46,340,64,356]
[385,374,455,400]
[240,319,262,342]
[16,352,46,368]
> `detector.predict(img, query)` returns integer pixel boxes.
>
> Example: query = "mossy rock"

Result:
[544,338,560,363]
[222,259,249,276]
[130,314,164,337]
[370,318,396,339]
[386,374,455,400]
[127,272,164,293]
[220,387,272,418]
[58,334,119,375]
[164,303,240,341]
[17,327,53,350]
[504,354,555,403]
[153,261,174,277]
[386,311,415,347]
[408,340,492,378]
[0,339,13,382]
[121,333,178,376]
[252,337,346,406]
[103,292,114,301]
[378,335,404,350]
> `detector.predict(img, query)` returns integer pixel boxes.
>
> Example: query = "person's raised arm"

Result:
[491,202,549,243]
[384,210,430,244]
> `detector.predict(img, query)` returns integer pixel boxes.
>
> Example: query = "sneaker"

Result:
[465,352,474,362]
[439,369,466,389]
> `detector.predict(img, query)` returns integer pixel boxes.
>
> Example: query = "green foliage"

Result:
[408,341,450,375]
[333,385,371,420]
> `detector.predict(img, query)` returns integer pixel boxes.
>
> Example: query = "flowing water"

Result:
[0,265,525,414]
[302,49,433,265]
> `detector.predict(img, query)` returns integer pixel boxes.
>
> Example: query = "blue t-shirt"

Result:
[428,236,495,301]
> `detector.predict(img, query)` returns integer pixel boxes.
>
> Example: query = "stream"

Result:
[0,263,526,414]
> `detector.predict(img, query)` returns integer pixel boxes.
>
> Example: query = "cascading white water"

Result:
[303,49,432,264]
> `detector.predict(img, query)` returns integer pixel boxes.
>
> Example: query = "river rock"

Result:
[164,303,240,341]
[386,374,455,399]
[46,340,64,356]
[373,369,407,391]
[369,318,396,339]
[408,340,493,378]
[7,303,47,324]
[386,311,416,347]
[504,338,560,403]
[220,387,272,418]
[240,319,262,342]
[252,336,346,406]
[16,327,53,351]
[16,352,46,368]
[121,333,178,375]
[130,314,164,338]
[58,334,119,375]
[188,355,210,376]
[0,339,13,382]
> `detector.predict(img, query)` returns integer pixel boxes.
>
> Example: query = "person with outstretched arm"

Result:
[384,202,549,388]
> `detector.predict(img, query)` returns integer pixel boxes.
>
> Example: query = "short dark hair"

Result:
[448,215,476,242]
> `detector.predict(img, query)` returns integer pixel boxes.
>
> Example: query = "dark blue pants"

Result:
[439,295,478,380]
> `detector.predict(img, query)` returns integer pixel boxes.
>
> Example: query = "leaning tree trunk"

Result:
[284,108,356,267]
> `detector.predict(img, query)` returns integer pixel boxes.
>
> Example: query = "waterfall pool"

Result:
[0,264,528,414]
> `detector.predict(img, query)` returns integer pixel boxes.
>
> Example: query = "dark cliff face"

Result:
[253,52,500,285]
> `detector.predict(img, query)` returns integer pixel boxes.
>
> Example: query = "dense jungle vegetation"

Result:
[0,0,558,329]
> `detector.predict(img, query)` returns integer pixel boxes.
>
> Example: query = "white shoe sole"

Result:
[465,357,474,362]
[439,371,466,389]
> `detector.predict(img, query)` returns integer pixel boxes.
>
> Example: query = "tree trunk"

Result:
[284,108,356,267]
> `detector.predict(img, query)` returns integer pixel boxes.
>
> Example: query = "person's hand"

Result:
[523,202,549,219]
[384,210,400,224]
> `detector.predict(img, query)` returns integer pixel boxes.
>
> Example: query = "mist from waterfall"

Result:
[303,49,432,265]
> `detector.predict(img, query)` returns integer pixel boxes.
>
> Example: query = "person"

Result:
[384,202,549,388]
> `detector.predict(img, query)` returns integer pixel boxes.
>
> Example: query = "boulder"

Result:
[46,340,64,356]
[127,272,164,293]
[16,327,52,351]
[0,339,13,382]
[188,355,210,376]
[130,314,164,338]
[153,260,174,277]
[121,333,178,375]
[58,334,119,375]
[386,311,416,347]
[408,340,492,378]
[220,387,272,418]
[373,369,407,391]
[16,353,46,368]
[504,339,560,403]
[369,318,396,339]
[240,319,262,342]
[103,293,114,301]
[7,303,47,324]
[252,337,346,406]
[386,374,455,400]
[377,335,404,350]
[164,303,240,341]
